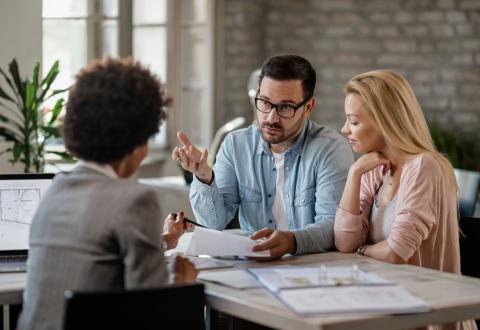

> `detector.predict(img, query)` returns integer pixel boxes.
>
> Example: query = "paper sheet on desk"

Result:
[248,266,395,293]
[278,285,430,315]
[198,270,260,289]
[185,227,270,258]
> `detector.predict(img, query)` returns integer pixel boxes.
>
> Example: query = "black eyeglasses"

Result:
[254,97,310,118]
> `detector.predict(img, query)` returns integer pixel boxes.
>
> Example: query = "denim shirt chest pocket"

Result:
[294,186,316,207]
[239,185,262,202]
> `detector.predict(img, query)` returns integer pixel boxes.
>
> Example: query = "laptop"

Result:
[0,173,54,273]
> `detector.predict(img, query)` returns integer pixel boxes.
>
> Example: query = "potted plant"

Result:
[429,121,480,217]
[429,121,480,172]
[0,59,72,173]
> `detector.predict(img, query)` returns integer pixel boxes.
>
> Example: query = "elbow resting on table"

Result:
[334,236,360,253]
[385,251,407,264]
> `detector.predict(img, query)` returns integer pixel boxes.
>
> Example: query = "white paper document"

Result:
[185,227,270,258]
[198,269,260,289]
[186,256,234,270]
[248,266,394,293]
[278,285,431,315]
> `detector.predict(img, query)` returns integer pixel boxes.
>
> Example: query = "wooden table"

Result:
[201,252,480,330]
[1,252,480,330]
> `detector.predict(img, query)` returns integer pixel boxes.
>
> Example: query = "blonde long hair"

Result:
[344,69,457,190]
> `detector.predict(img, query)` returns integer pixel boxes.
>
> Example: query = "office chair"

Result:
[459,217,480,278]
[459,217,480,327]
[63,283,205,330]
[455,169,480,218]
[207,116,247,166]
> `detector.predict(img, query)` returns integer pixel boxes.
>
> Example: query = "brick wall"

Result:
[220,0,266,128]
[220,0,480,132]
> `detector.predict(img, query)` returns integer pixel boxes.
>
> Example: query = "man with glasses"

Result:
[173,54,354,259]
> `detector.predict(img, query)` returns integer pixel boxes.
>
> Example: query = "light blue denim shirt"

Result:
[190,119,354,254]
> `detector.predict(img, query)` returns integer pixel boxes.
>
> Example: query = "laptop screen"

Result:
[0,174,54,252]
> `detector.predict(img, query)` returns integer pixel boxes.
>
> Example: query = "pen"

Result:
[171,213,207,228]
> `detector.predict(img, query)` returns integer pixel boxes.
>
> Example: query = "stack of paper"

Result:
[185,227,270,258]
[278,285,431,315]
[247,266,394,293]
[198,269,260,289]
[248,266,430,315]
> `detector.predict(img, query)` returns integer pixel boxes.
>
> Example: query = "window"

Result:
[42,0,120,93]
[42,0,215,150]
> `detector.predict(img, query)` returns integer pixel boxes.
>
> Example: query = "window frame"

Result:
[42,0,217,153]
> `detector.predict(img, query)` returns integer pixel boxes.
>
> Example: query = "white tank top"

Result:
[369,194,397,243]
[272,151,288,230]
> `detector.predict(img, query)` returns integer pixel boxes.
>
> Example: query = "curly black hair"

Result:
[64,57,167,163]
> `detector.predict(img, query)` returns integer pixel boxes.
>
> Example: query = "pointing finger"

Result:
[177,131,192,148]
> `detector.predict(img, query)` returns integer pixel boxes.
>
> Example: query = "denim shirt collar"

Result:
[256,119,310,157]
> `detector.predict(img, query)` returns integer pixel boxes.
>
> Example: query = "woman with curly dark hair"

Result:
[18,58,197,330]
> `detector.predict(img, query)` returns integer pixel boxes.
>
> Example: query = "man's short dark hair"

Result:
[64,57,167,163]
[259,54,316,100]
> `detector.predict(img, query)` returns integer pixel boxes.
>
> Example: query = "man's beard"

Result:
[261,122,286,144]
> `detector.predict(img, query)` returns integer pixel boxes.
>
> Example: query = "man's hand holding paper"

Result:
[250,228,297,261]
[185,227,271,258]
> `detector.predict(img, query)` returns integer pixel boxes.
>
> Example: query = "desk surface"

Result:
[202,252,480,330]
[0,272,25,305]
[2,250,480,329]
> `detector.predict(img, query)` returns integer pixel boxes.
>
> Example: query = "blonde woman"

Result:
[334,69,475,329]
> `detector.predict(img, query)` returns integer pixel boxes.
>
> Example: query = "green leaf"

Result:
[0,127,20,143]
[0,112,10,123]
[40,125,60,138]
[8,59,25,99]
[0,85,15,103]
[44,87,69,101]
[47,150,74,161]
[32,62,40,87]
[0,100,23,122]
[0,67,20,102]
[25,81,35,111]
[39,61,60,102]
[48,98,64,125]
[41,61,59,87]
[12,142,23,161]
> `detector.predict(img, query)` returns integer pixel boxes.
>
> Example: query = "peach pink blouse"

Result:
[334,153,460,274]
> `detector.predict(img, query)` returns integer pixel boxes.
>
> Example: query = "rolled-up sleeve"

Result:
[387,160,437,261]
[190,135,240,230]
[334,172,375,252]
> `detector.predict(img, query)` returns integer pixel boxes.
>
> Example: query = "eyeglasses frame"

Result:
[254,96,311,118]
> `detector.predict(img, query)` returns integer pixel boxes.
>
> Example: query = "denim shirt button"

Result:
[268,193,272,198]
[240,194,244,199]
[268,219,273,223]
[286,166,289,171]
[302,198,305,203]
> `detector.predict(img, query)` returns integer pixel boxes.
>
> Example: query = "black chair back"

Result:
[63,283,205,330]
[459,217,480,278]
[459,217,480,330]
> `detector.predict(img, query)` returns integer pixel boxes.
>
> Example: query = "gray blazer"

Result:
[17,166,168,330]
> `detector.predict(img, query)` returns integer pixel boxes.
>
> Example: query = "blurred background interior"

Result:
[0,0,479,219]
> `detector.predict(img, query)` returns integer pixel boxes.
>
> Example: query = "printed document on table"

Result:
[248,266,394,293]
[278,285,430,315]
[198,269,260,289]
[185,227,270,258]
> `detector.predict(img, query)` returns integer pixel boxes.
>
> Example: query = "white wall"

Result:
[0,0,42,173]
